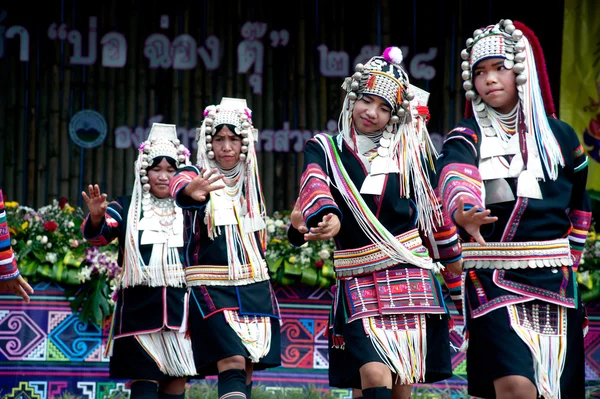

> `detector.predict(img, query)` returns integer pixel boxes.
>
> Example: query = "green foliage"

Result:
[265,211,335,288]
[4,199,120,327]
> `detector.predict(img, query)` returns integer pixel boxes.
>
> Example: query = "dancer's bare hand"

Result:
[304,213,341,241]
[290,202,308,234]
[0,276,34,303]
[445,259,464,275]
[453,197,497,246]
[82,184,108,226]
[183,168,225,202]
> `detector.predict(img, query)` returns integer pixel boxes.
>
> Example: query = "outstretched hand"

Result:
[183,168,225,202]
[304,213,341,241]
[81,184,108,226]
[445,259,464,275]
[290,203,308,234]
[0,276,34,303]
[453,197,498,246]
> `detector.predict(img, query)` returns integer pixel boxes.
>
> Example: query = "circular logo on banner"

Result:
[69,110,108,149]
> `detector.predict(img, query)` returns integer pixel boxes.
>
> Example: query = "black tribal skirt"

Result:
[186,280,282,377]
[328,314,453,389]
[466,301,584,399]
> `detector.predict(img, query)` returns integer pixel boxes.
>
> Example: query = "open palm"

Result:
[81,184,108,223]
[453,197,498,246]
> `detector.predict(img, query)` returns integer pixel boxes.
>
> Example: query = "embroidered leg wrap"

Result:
[218,369,247,399]
[245,382,253,398]
[362,387,392,399]
[130,381,159,399]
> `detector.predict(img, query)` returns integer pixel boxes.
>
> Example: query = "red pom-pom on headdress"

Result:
[383,46,403,65]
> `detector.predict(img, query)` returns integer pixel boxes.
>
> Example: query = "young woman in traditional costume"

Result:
[82,123,195,399]
[288,48,462,399]
[437,19,590,398]
[169,98,280,399]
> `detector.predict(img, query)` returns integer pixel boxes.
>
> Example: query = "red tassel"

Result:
[514,21,555,116]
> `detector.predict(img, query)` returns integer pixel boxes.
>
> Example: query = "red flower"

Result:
[314,260,324,269]
[58,197,69,209]
[44,221,59,232]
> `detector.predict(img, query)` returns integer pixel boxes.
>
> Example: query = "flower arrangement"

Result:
[265,211,335,288]
[5,198,119,326]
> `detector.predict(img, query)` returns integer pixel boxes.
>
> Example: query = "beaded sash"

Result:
[462,238,572,269]
[185,260,270,286]
[333,228,431,278]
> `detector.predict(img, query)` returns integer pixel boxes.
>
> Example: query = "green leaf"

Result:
[63,250,83,267]
[284,261,302,276]
[300,268,318,286]
[588,190,600,202]
[267,257,283,273]
[321,265,335,278]
[32,250,48,263]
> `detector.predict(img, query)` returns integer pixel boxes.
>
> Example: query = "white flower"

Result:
[11,239,16,246]
[26,240,32,246]
[301,247,313,258]
[46,243,52,248]
[67,221,75,228]
[36,235,42,241]
[266,218,274,225]
[318,249,330,259]
[77,266,92,283]
[40,236,48,244]
[267,224,275,233]
[274,220,284,227]
[45,252,58,263]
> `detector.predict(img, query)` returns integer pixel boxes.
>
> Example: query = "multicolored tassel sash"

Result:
[334,229,430,278]
[462,239,572,269]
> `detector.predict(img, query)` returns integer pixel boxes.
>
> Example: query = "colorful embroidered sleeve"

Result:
[566,137,592,270]
[436,125,485,229]
[288,139,342,247]
[81,199,124,247]
[421,188,462,264]
[0,190,19,281]
[440,268,463,314]
[170,165,209,210]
